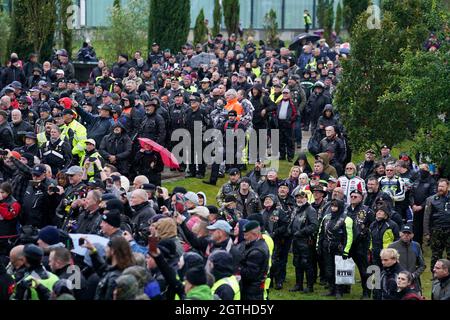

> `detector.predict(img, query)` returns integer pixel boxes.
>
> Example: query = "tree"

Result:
[148,0,190,53]
[223,0,239,36]
[9,0,57,61]
[212,0,221,37]
[317,0,335,42]
[59,0,73,59]
[334,12,412,151]
[335,0,448,157]
[343,0,369,34]
[263,9,279,49]
[381,46,450,175]
[103,0,148,63]
[335,1,343,35]
[194,9,208,46]
[113,0,121,8]
[0,10,11,64]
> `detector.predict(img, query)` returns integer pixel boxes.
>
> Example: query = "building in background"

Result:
[1,0,381,36]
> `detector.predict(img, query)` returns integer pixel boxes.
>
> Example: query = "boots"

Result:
[289,284,304,292]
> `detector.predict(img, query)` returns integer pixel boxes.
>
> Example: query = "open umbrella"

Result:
[289,33,321,51]
[188,53,216,69]
[138,138,180,169]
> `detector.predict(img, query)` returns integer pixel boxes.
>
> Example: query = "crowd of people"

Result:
[0,31,449,301]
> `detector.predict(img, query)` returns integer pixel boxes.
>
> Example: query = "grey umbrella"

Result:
[188,53,217,69]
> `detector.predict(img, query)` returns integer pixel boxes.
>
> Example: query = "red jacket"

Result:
[0,195,21,238]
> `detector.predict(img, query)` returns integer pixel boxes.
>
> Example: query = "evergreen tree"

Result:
[318,0,335,43]
[212,0,221,37]
[335,1,343,35]
[113,0,121,9]
[59,0,74,59]
[223,0,239,36]
[9,0,57,61]
[343,0,369,34]
[263,9,279,49]
[194,9,208,46]
[335,0,448,154]
[148,0,190,52]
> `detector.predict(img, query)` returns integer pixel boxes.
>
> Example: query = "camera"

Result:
[88,157,97,162]
[49,186,59,193]
[78,238,85,246]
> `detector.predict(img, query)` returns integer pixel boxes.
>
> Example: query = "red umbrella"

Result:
[138,138,180,169]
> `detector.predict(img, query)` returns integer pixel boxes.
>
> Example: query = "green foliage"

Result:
[0,10,11,64]
[212,0,221,37]
[336,0,450,172]
[9,0,57,61]
[223,0,240,36]
[335,12,412,151]
[59,0,74,59]
[102,0,148,64]
[318,0,335,43]
[381,44,450,175]
[335,1,343,35]
[263,9,279,49]
[113,0,121,9]
[343,0,369,34]
[148,0,190,53]
[194,9,208,46]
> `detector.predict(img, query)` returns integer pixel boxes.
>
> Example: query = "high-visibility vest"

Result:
[211,275,241,300]
[37,132,48,147]
[62,120,87,158]
[262,233,274,300]
[80,151,101,181]
[23,272,59,300]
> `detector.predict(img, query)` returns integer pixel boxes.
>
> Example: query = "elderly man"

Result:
[10,109,34,147]
[129,189,156,244]
[55,165,87,230]
[224,89,244,120]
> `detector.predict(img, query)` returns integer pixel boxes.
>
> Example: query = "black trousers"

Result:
[272,237,292,284]
[292,239,314,288]
[350,241,370,295]
[413,208,424,246]
[279,124,295,160]
[188,142,205,175]
[323,248,344,294]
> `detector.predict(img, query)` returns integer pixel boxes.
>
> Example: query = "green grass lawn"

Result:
[162,145,435,300]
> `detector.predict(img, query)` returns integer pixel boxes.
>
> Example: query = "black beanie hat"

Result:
[102,210,121,228]
[185,266,207,286]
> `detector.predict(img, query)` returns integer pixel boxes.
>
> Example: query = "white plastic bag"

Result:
[335,255,356,285]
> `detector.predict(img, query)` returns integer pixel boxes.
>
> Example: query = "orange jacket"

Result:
[224,98,244,120]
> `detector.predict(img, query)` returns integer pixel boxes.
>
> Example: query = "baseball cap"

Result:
[32,164,47,176]
[66,166,83,175]
[243,220,260,233]
[206,220,232,234]
[400,224,413,233]
[85,139,96,146]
